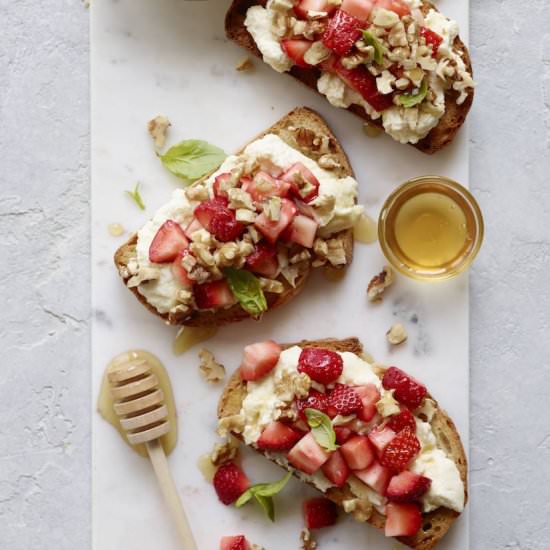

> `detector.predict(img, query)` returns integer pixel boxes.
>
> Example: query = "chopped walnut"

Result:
[304,41,332,66]
[386,323,408,346]
[147,115,171,149]
[290,250,311,265]
[274,404,298,422]
[228,188,255,211]
[275,370,311,401]
[417,398,437,422]
[236,208,256,224]
[198,348,226,383]
[191,228,218,248]
[214,242,240,268]
[210,438,239,466]
[263,196,282,221]
[318,154,341,170]
[217,414,245,437]
[185,184,209,202]
[341,53,365,70]
[376,390,401,417]
[353,499,374,522]
[176,289,194,305]
[343,498,359,513]
[247,226,262,243]
[168,303,191,320]
[259,278,284,294]
[127,267,160,288]
[367,265,395,302]
[235,56,253,72]
[326,237,347,266]
[300,528,318,550]
[190,243,216,268]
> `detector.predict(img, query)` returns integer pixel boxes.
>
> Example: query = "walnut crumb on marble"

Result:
[386,323,408,345]
[367,265,395,302]
[147,115,171,149]
[210,438,239,466]
[198,348,225,383]
[300,528,318,550]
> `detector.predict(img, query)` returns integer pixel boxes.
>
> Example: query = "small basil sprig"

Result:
[305,408,339,452]
[159,139,226,185]
[362,30,385,65]
[224,268,267,317]
[235,472,292,521]
[125,183,145,210]
[398,79,428,108]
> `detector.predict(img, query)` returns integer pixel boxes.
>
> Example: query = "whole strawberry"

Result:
[382,367,427,409]
[380,428,421,472]
[296,389,329,420]
[298,348,343,385]
[213,463,250,505]
[327,384,362,417]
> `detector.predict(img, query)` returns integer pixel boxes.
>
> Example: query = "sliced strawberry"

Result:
[257,421,303,451]
[327,384,362,417]
[420,27,443,57]
[384,502,422,537]
[340,435,375,470]
[382,367,427,410]
[303,498,338,530]
[245,243,279,278]
[386,471,432,503]
[375,0,410,17]
[220,536,250,550]
[213,173,233,198]
[254,198,297,244]
[281,163,320,203]
[194,279,236,310]
[322,9,363,56]
[368,426,396,454]
[321,449,350,487]
[171,249,193,287]
[296,389,329,421]
[240,340,282,382]
[354,384,381,422]
[149,220,189,263]
[286,214,319,248]
[295,0,337,19]
[354,460,393,495]
[213,463,250,505]
[380,428,421,472]
[334,426,352,444]
[194,198,244,242]
[341,0,376,22]
[387,407,417,434]
[243,172,291,204]
[298,347,343,385]
[281,39,314,68]
[294,199,319,221]
[288,432,330,474]
[194,196,228,228]
[184,217,203,239]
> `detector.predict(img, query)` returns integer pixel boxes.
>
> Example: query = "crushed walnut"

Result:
[300,528,318,550]
[198,348,226,383]
[126,267,160,288]
[147,115,171,149]
[367,265,395,302]
[386,323,408,345]
[210,437,239,466]
[318,154,341,170]
[217,414,245,437]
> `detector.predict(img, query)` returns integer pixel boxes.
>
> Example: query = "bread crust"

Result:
[217,338,468,550]
[224,0,474,154]
[114,107,355,326]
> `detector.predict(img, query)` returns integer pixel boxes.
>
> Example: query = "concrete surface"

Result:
[0,0,549,548]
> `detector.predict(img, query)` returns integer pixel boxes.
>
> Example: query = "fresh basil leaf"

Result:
[397,79,428,108]
[235,489,254,508]
[305,408,339,451]
[125,183,145,210]
[362,30,385,65]
[254,494,275,522]
[159,139,226,184]
[252,472,293,498]
[224,268,267,317]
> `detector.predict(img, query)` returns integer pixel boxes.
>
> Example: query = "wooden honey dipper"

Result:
[107,355,197,550]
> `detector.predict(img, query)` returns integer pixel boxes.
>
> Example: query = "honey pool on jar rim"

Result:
[378,176,484,281]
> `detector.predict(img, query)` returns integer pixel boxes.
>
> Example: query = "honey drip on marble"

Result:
[173,326,218,356]
[353,213,378,244]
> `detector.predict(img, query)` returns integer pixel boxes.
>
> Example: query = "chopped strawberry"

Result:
[184,217,203,239]
[374,0,410,17]
[334,426,352,444]
[286,214,319,248]
[327,384,362,417]
[288,432,330,474]
[294,199,319,221]
[171,249,193,287]
[386,471,432,503]
[149,220,189,263]
[354,460,393,495]
[254,198,297,244]
[380,428,421,472]
[420,27,443,57]
[257,421,303,451]
[341,0,376,22]
[321,449,350,487]
[334,61,395,112]
[354,384,381,422]
[368,426,396,454]
[194,198,244,242]
[382,367,427,409]
[296,389,329,420]
[245,243,279,278]
[297,347,343,385]
[213,173,232,198]
[340,435,375,470]
[213,463,250,505]
[322,9,363,56]
[220,536,250,550]
[194,196,227,227]
[294,0,337,20]
[281,162,320,203]
[281,39,314,68]
[194,280,236,310]
[243,172,291,204]
[240,340,282,382]
[387,407,417,434]
[303,498,338,530]
[384,502,422,537]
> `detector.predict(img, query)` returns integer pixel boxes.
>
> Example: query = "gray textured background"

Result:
[1,0,549,548]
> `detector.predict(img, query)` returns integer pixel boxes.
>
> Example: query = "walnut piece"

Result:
[300,528,318,550]
[198,348,225,383]
[217,414,245,437]
[235,56,253,71]
[210,438,239,466]
[386,323,408,345]
[367,265,395,302]
[147,115,171,149]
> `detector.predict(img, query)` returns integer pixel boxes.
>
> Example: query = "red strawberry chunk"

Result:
[194,198,244,242]
[281,39,314,68]
[321,449,350,487]
[149,220,189,263]
[184,217,203,239]
[213,463,250,505]
[322,9,363,56]
[285,214,319,248]
[420,27,444,57]
[387,407,417,434]
[380,428,421,472]
[334,426,352,444]
[295,0,338,20]
[297,348,343,385]
[354,384,381,422]
[194,279,236,310]
[341,435,375,470]
[171,249,193,287]
[327,384,362,417]
[303,498,338,530]
[243,172,291,204]
[354,460,393,495]
[257,421,302,451]
[341,0,375,22]
[245,243,279,278]
[386,471,432,503]
[382,367,427,409]
[296,389,329,420]
[288,432,330,474]
[384,502,422,537]
[213,172,233,198]
[281,162,320,203]
[254,198,297,244]
[240,340,282,382]
[375,0,410,17]
[220,536,250,550]
[368,426,396,454]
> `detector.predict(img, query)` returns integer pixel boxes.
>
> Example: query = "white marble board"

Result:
[91,1,470,548]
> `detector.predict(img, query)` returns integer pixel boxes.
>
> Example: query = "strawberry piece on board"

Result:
[380,428,421,472]
[285,214,319,248]
[288,432,330,474]
[240,340,282,382]
[387,407,417,434]
[327,384,362,417]
[382,367,427,409]
[295,0,338,20]
[322,9,363,56]
[298,347,344,385]
[420,27,444,56]
[184,217,203,239]
[281,39,314,68]
[304,497,338,529]
[213,173,233,198]
[341,0,376,22]
[245,243,279,278]
[368,426,397,454]
[194,198,244,242]
[296,389,329,420]
[220,536,250,550]
[257,421,303,451]
[254,198,297,244]
[149,220,189,263]
[281,162,320,203]
[384,502,422,537]
[321,449,350,487]
[194,279,236,310]
[334,426,353,444]
[340,435,375,470]
[171,249,193,287]
[354,384,381,422]
[375,0,411,17]
[354,460,393,495]
[243,171,291,204]
[386,471,432,503]
[213,463,251,505]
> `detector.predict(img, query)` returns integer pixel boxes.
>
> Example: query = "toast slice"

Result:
[115,107,355,326]
[225,0,474,154]
[217,338,468,550]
